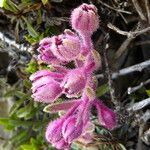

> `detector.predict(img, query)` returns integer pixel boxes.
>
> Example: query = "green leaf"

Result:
[0,118,9,126]
[118,143,127,150]
[44,26,60,36]
[15,91,29,99]
[21,144,34,150]
[24,108,38,120]
[37,10,42,25]
[6,90,30,116]
[96,84,109,97]
[19,19,25,29]
[41,0,48,5]
[33,101,39,108]
[0,117,33,130]
[0,118,15,130]
[16,104,32,118]
[22,17,39,38]
[32,122,42,131]
[146,89,150,97]
[26,60,38,73]
[4,89,18,97]
[3,0,19,12]
[20,138,41,150]
[30,138,39,146]
[23,80,32,88]
[9,99,24,116]
[11,130,29,146]
[0,0,6,7]
[4,89,28,99]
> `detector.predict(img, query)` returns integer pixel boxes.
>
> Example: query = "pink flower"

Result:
[94,100,117,130]
[45,101,81,149]
[62,99,90,143]
[46,119,69,149]
[50,29,81,62]
[62,115,84,143]
[30,3,117,150]
[71,3,99,36]
[37,37,62,64]
[61,68,87,98]
[30,70,63,103]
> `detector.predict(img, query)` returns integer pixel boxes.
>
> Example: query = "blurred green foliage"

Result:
[0,1,60,149]
[0,76,54,149]
[1,0,63,44]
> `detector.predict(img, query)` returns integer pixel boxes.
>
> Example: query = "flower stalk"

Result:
[30,3,117,149]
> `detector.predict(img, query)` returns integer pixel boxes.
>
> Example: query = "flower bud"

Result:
[61,68,87,98]
[62,115,83,143]
[30,70,63,103]
[37,37,61,64]
[30,70,65,82]
[51,30,81,62]
[45,119,69,149]
[45,102,82,149]
[71,3,99,36]
[62,99,91,143]
[46,119,63,143]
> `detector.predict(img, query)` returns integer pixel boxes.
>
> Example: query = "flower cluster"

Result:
[30,3,117,149]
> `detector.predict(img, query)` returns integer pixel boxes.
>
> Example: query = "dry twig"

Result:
[144,0,150,24]
[134,40,150,46]
[108,23,150,38]
[128,78,150,94]
[102,34,120,111]
[97,0,132,14]
[127,97,150,111]
[132,0,147,21]
[112,59,150,79]
[96,59,150,79]
[107,23,150,58]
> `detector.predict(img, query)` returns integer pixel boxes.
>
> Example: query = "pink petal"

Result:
[95,100,117,130]
[32,82,62,103]
[43,99,82,113]
[30,70,64,81]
